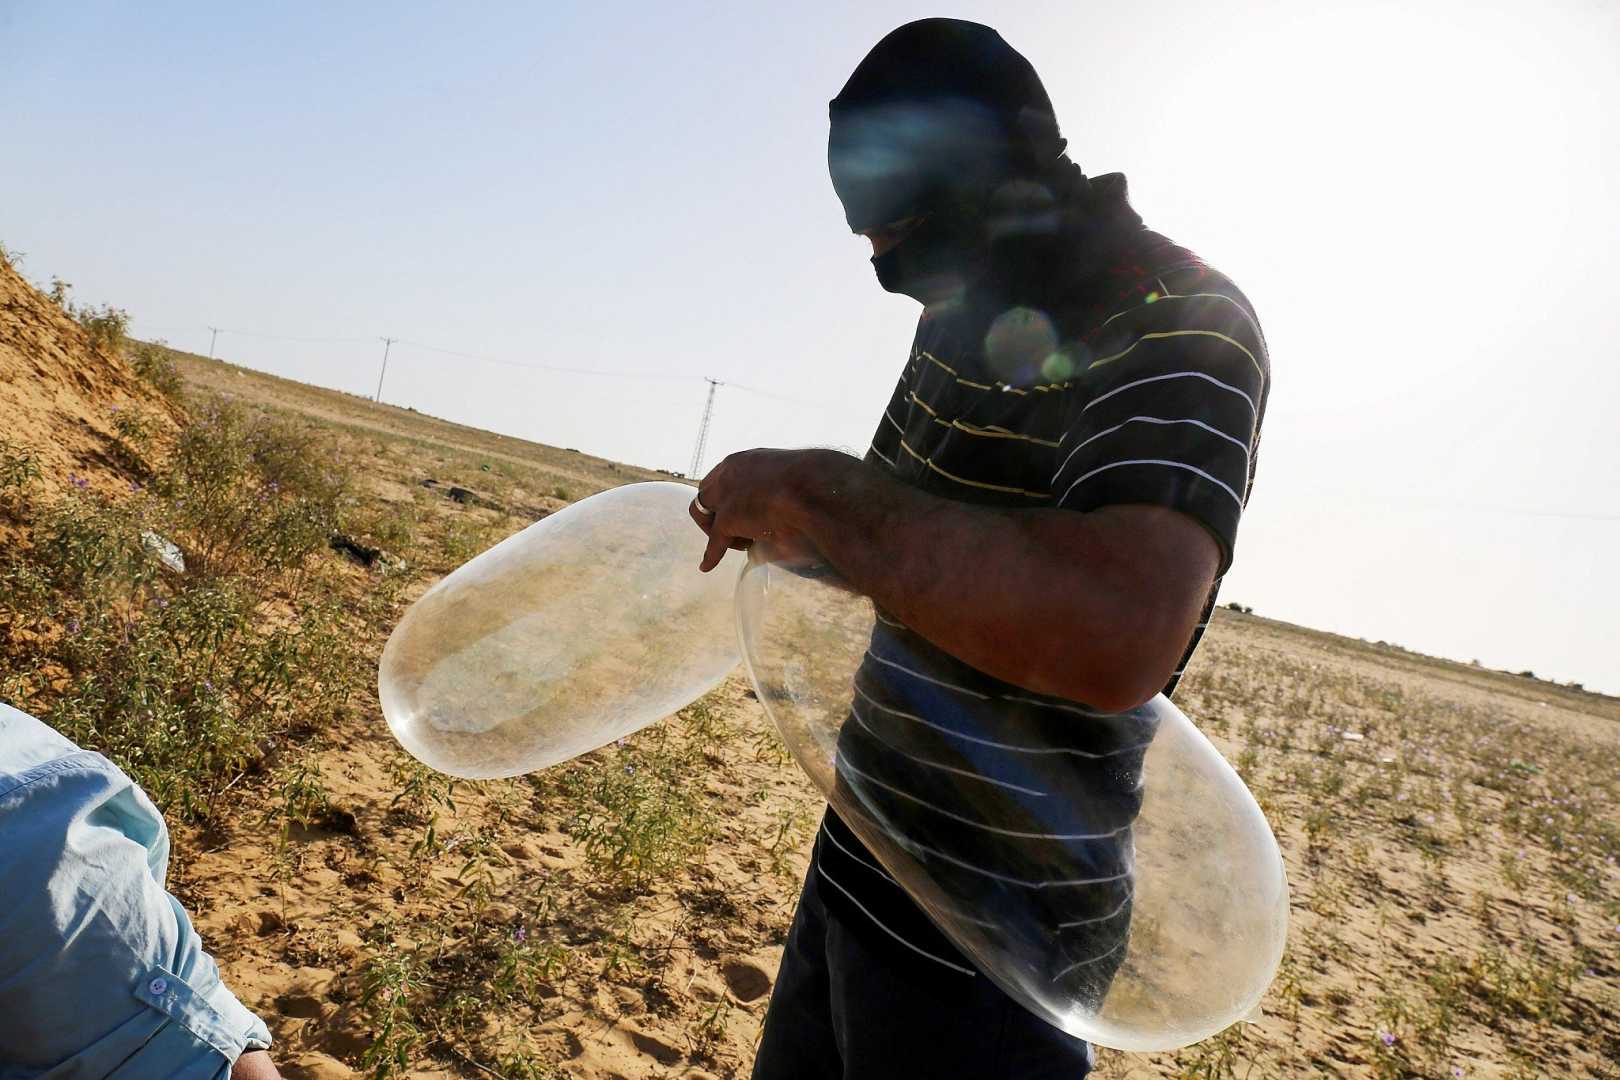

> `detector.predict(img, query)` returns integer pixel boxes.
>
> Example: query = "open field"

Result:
[1,265,1615,1078]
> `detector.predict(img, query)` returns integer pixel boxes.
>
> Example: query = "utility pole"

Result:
[375,337,396,404]
[207,326,220,358]
[689,378,721,479]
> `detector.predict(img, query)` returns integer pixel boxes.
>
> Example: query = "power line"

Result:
[136,323,841,407]
[392,338,698,382]
[207,326,376,345]
[128,320,1620,524]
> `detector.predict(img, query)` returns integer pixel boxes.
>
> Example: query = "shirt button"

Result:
[148,977,168,996]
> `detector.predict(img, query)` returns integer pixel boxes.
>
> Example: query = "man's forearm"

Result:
[774,451,1206,711]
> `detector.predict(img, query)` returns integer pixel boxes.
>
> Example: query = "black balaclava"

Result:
[828,19,1072,303]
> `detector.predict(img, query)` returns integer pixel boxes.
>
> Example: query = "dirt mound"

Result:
[0,258,180,495]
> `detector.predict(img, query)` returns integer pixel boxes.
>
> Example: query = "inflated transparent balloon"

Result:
[735,546,1288,1052]
[380,482,738,779]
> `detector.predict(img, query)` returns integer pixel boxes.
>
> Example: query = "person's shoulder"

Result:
[0,702,120,798]
[0,703,148,875]
[1076,246,1267,363]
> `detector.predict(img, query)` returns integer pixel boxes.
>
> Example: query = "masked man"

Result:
[691,19,1269,1079]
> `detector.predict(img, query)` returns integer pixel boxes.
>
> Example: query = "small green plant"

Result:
[679,694,732,760]
[451,828,509,930]
[389,755,458,864]
[688,997,733,1058]
[562,729,714,889]
[109,406,156,472]
[358,500,419,555]
[161,401,349,578]
[492,926,570,1004]
[0,439,41,508]
[359,934,428,1078]
[275,755,332,827]
[74,302,131,355]
[266,755,331,918]
[130,341,185,401]
[439,515,493,564]
[390,754,459,821]
[767,804,813,880]
[1173,1021,1247,1079]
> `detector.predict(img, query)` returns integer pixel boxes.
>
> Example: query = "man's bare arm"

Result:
[693,449,1219,712]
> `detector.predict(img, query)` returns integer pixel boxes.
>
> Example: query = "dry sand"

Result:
[2,270,1614,1077]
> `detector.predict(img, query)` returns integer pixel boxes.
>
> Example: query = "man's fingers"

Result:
[700,528,732,573]
[689,499,714,534]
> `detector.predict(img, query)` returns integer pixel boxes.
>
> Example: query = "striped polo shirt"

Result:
[815,172,1271,989]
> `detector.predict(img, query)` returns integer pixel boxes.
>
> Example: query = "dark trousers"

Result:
[752,866,1094,1080]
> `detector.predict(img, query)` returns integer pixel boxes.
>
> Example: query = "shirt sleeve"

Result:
[0,719,273,1076]
[1051,270,1269,573]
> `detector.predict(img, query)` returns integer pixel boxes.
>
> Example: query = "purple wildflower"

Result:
[1379,1031,1396,1047]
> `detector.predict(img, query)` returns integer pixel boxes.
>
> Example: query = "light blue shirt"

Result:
[0,703,272,1078]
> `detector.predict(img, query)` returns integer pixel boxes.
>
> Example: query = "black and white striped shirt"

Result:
[816,173,1271,985]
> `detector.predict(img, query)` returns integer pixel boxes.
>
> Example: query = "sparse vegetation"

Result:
[130,340,186,401]
[0,438,41,508]
[43,277,131,355]
[0,400,363,816]
[2,261,1613,1077]
[560,719,718,890]
[1134,633,1620,1080]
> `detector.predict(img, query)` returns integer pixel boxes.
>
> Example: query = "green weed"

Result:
[562,727,715,890]
[129,341,185,401]
[0,439,41,509]
[0,402,364,819]
[359,932,428,1079]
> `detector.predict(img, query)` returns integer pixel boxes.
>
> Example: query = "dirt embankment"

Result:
[0,258,180,497]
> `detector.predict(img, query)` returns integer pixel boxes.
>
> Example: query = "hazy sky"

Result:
[4,1,1618,693]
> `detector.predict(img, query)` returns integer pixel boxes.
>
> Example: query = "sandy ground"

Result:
[175,353,1616,1079]
[3,294,1615,1078]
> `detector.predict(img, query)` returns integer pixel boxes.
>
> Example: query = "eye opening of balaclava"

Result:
[828,19,1069,299]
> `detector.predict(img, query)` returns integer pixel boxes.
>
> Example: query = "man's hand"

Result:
[689,449,832,572]
[689,448,1219,712]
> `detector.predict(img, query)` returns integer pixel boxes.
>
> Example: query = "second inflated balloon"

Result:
[734,545,1288,1052]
